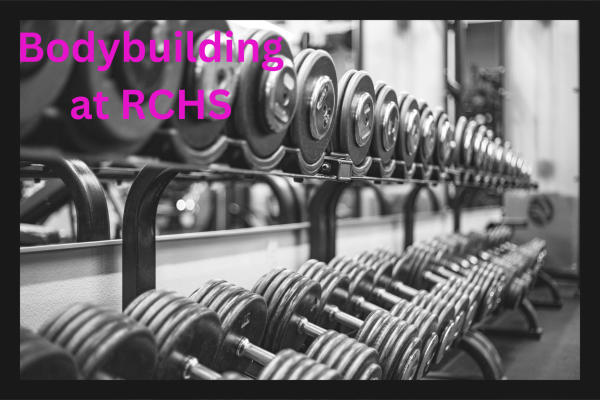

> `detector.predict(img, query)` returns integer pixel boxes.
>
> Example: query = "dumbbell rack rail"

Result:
[20,143,538,380]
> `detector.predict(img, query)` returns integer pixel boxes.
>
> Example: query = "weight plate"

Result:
[271,273,320,353]
[396,94,420,169]
[415,100,436,167]
[337,70,376,166]
[288,49,338,165]
[20,327,79,380]
[231,29,297,158]
[432,108,454,167]
[370,84,399,163]
[453,117,473,168]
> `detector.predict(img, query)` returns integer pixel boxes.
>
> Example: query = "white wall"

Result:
[504,20,579,197]
[363,20,446,109]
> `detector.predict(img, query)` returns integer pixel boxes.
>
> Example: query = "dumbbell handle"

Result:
[378,275,419,298]
[236,337,275,366]
[324,304,363,330]
[171,350,225,380]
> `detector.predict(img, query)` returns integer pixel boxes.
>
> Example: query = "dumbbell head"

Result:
[288,49,337,168]
[331,69,376,166]
[124,289,222,379]
[38,302,157,379]
[354,309,421,380]
[396,92,421,169]
[256,348,342,380]
[252,267,320,353]
[189,280,267,373]
[369,81,399,164]
[173,20,240,154]
[20,20,78,139]
[415,99,437,167]
[20,326,79,380]
[432,107,454,168]
[471,125,488,170]
[230,29,298,159]
[453,117,476,168]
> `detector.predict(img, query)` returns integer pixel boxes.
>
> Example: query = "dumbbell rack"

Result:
[20,142,538,380]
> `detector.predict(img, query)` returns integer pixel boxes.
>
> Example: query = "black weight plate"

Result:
[231,29,296,158]
[65,308,123,363]
[21,21,78,132]
[314,269,351,330]
[262,270,304,350]
[396,94,420,168]
[369,84,399,163]
[270,349,303,379]
[417,330,439,377]
[435,109,454,167]
[251,268,287,300]
[355,308,385,345]
[338,71,376,165]
[377,316,410,380]
[293,49,315,72]
[288,49,337,165]
[38,302,91,343]
[394,335,422,380]
[124,289,174,323]
[453,116,470,168]
[157,302,221,379]
[54,305,111,349]
[59,20,184,153]
[286,355,317,380]
[472,126,487,169]
[173,20,237,151]
[80,314,156,380]
[415,100,436,167]
[373,258,394,290]
[367,312,400,380]
[20,327,79,380]
[270,273,320,353]
[328,69,356,154]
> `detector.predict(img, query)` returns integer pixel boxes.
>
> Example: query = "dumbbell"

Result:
[20,20,78,140]
[296,263,428,380]
[227,29,298,169]
[37,303,157,379]
[20,326,79,379]
[329,69,376,172]
[368,81,399,176]
[446,232,546,308]
[358,247,489,331]
[200,271,384,380]
[419,232,539,311]
[312,258,440,378]
[190,280,342,380]
[168,20,240,165]
[430,107,455,170]
[470,125,489,173]
[253,267,422,380]
[123,289,246,380]
[56,20,184,154]
[412,99,436,178]
[327,256,460,361]
[350,252,470,347]
[283,48,337,174]
[395,92,421,175]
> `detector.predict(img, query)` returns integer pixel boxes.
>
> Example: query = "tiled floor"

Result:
[429,280,580,380]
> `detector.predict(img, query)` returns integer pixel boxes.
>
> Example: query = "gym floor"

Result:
[431,279,580,380]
